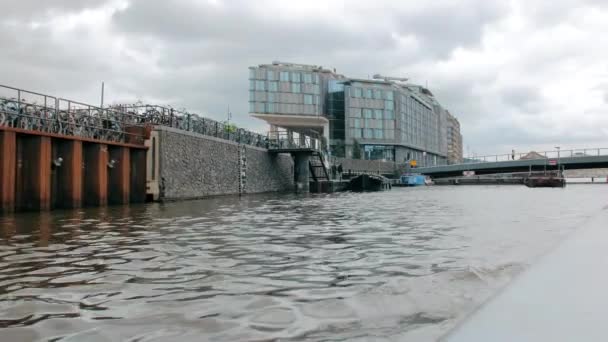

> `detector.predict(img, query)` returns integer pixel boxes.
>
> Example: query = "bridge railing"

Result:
[460,148,608,165]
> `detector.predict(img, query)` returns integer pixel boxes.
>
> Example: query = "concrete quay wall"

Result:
[156,126,293,200]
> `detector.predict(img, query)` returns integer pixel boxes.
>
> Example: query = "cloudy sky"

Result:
[1,0,607,155]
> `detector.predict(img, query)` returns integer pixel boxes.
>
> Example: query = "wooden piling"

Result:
[129,149,147,203]
[108,147,131,205]
[0,131,16,213]
[16,135,52,211]
[53,139,83,209]
[84,143,109,207]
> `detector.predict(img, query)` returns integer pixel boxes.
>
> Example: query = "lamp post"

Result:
[555,146,561,174]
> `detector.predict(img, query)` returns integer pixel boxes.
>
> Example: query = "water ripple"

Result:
[0,186,606,341]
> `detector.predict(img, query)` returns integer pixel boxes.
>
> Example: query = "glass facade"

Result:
[279,71,290,81]
[399,94,439,152]
[364,145,395,161]
[327,80,346,156]
[347,82,397,146]
[248,64,451,166]
[268,81,278,92]
[249,66,321,116]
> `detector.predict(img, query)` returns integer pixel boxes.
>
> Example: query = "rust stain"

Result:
[0,131,16,213]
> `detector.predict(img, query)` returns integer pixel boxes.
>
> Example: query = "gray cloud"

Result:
[1,0,607,154]
[0,0,109,20]
[389,1,508,58]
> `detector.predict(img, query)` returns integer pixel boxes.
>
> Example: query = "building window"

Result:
[385,110,395,120]
[350,108,361,117]
[353,118,361,128]
[374,89,382,99]
[377,120,383,129]
[249,91,255,102]
[268,81,278,92]
[314,74,320,84]
[249,68,255,79]
[363,109,373,118]
[267,70,275,80]
[313,84,320,94]
[375,129,383,139]
[292,72,301,83]
[249,102,255,112]
[366,89,373,98]
[386,91,394,100]
[304,94,313,105]
[365,128,374,139]
[267,93,275,103]
[351,129,362,138]
[280,71,290,82]
[315,95,320,105]
[256,80,265,91]
[249,80,255,90]
[385,100,394,110]
[354,87,362,98]
[374,109,383,119]
[292,83,301,93]
[266,102,275,113]
[364,118,373,127]
[304,73,312,83]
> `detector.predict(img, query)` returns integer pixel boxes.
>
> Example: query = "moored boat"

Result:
[400,173,428,186]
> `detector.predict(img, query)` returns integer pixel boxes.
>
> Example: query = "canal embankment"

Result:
[151,126,294,201]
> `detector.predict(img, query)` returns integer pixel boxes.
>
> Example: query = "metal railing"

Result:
[0,84,269,148]
[267,131,319,150]
[459,148,608,165]
[0,85,145,144]
[111,104,268,148]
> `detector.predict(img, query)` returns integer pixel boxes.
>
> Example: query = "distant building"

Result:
[248,61,464,166]
[446,113,463,164]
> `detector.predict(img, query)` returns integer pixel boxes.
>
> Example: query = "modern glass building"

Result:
[249,62,463,166]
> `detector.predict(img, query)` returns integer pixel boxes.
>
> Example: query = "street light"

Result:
[555,146,561,174]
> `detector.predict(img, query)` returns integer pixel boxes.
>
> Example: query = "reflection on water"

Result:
[0,186,606,341]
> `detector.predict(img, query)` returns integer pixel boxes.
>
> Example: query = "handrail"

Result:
[455,148,608,166]
[0,84,269,148]
[266,131,319,150]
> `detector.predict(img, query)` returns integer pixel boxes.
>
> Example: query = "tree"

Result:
[224,123,237,133]
[352,139,362,159]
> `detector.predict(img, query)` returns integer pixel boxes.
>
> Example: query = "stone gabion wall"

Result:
[245,148,294,194]
[157,127,294,200]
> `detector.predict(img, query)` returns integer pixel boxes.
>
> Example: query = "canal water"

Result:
[0,186,606,341]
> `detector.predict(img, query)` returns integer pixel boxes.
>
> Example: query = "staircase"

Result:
[309,151,330,182]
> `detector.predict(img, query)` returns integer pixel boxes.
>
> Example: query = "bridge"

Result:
[415,148,608,178]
